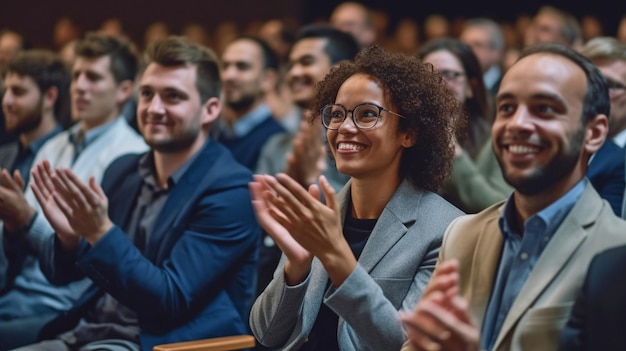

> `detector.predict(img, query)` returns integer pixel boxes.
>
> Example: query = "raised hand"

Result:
[30,160,80,248]
[263,173,356,286]
[285,118,327,188]
[50,167,113,245]
[250,174,313,285]
[399,260,480,351]
[0,169,35,234]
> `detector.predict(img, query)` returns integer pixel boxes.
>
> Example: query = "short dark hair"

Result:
[231,35,280,71]
[314,45,464,191]
[143,36,221,103]
[5,49,69,116]
[74,32,139,83]
[517,43,610,124]
[293,24,360,65]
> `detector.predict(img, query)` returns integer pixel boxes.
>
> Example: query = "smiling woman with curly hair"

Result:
[249,45,465,351]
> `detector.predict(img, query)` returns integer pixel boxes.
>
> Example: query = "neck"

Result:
[19,114,57,149]
[350,175,402,219]
[80,110,119,133]
[152,135,206,189]
[226,100,263,125]
[512,173,584,228]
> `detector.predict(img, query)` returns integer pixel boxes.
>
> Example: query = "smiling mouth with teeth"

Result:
[338,143,365,151]
[508,145,540,154]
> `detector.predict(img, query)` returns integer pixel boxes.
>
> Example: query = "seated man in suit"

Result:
[400,43,626,351]
[558,244,626,351]
[19,36,261,350]
[0,33,148,350]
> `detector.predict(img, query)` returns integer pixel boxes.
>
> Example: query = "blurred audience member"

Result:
[329,1,376,48]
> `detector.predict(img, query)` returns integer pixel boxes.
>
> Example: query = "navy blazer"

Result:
[39,138,261,349]
[558,244,626,351]
[587,140,625,216]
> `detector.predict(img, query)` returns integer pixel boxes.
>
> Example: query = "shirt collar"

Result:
[22,124,63,155]
[219,103,272,138]
[499,179,586,240]
[137,142,203,190]
[68,117,120,150]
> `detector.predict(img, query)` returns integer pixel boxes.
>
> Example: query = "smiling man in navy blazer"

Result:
[20,36,261,351]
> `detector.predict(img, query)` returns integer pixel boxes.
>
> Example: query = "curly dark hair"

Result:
[313,45,465,192]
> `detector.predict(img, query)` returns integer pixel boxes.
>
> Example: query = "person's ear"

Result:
[116,80,134,105]
[402,128,417,148]
[201,96,222,126]
[43,86,59,111]
[584,114,609,155]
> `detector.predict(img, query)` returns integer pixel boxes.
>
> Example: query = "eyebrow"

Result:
[496,91,566,105]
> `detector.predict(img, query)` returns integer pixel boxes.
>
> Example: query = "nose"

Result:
[288,63,303,78]
[507,106,534,133]
[147,94,165,115]
[73,73,88,91]
[221,64,237,80]
[2,91,13,106]
[337,111,358,133]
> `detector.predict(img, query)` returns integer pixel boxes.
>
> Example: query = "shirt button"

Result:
[520,252,529,260]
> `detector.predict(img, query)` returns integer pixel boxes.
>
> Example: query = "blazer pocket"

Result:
[373,277,412,309]
[517,303,574,351]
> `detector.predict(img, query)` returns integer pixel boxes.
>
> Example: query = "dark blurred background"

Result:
[0,0,621,51]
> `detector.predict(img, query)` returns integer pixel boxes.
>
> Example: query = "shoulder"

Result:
[193,139,254,188]
[101,152,145,186]
[445,201,503,241]
[592,244,626,269]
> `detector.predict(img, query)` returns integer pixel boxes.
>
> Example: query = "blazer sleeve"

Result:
[73,180,260,329]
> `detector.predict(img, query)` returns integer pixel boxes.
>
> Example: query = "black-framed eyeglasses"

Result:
[320,102,406,130]
[605,77,626,92]
[439,69,465,82]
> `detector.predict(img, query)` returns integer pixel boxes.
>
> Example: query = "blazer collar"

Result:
[338,179,420,273]
[144,139,221,258]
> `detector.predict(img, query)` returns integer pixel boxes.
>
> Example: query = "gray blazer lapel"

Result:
[358,180,415,273]
[494,184,600,348]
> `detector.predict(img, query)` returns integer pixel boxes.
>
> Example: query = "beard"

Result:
[146,128,199,153]
[5,99,44,134]
[498,126,585,196]
[226,93,255,112]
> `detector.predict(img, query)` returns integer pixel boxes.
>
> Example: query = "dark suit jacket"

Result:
[587,140,625,216]
[39,138,261,350]
[558,244,626,351]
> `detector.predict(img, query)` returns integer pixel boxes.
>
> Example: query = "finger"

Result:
[275,173,316,206]
[400,312,445,351]
[60,170,100,207]
[31,166,50,200]
[89,176,106,201]
[419,296,478,350]
[308,183,321,201]
[33,163,55,197]
[52,192,73,220]
[264,175,308,216]
[50,170,81,208]
[1,169,19,192]
[266,189,300,225]
[318,175,338,210]
[12,169,25,190]
[30,182,46,207]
